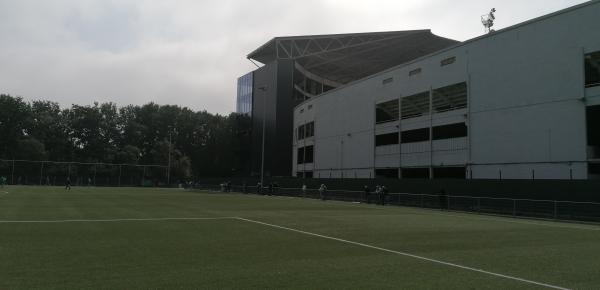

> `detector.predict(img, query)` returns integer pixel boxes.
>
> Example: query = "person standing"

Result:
[256,182,262,194]
[374,185,382,205]
[0,176,6,188]
[319,184,327,200]
[65,177,72,191]
[302,184,307,198]
[381,185,389,206]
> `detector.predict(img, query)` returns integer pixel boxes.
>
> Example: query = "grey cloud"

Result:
[0,0,588,114]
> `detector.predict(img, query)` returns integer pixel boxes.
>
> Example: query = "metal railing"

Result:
[0,159,169,187]
[191,184,600,223]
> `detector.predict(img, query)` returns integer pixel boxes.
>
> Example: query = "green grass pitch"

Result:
[1,186,599,289]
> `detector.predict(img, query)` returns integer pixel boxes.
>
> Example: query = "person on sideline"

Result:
[319,184,327,200]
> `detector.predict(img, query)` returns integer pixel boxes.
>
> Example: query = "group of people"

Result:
[220,181,233,192]
[363,185,389,205]
[299,183,328,200]
[251,182,280,195]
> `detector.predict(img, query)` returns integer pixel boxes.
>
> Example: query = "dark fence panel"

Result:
[0,160,168,187]
[194,177,600,202]
[191,184,600,223]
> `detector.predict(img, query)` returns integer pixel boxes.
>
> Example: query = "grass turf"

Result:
[0,186,599,289]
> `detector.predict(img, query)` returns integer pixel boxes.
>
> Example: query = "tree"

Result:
[0,95,31,158]
[0,94,252,182]
[28,100,73,161]
[14,137,47,161]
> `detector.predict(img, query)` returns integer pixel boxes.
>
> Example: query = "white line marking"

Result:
[235,217,570,290]
[0,217,236,224]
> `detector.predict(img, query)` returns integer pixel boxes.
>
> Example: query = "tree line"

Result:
[0,94,251,181]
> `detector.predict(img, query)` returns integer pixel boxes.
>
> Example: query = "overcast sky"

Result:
[0,0,589,114]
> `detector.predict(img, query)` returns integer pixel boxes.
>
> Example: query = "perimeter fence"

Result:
[192,184,600,223]
[0,159,169,187]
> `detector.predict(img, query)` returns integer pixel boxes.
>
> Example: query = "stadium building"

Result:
[291,1,600,180]
[237,30,458,177]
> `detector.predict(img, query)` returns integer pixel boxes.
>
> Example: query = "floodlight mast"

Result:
[258,86,268,190]
[481,8,497,34]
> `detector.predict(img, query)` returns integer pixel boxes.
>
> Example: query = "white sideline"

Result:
[0,217,236,223]
[235,217,570,290]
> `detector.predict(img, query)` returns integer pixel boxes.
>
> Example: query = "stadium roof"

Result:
[248,30,458,84]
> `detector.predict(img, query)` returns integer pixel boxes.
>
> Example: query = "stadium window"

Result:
[401,91,430,119]
[304,146,314,163]
[376,169,398,179]
[432,82,467,113]
[589,163,600,176]
[306,78,323,95]
[402,168,430,179]
[409,68,422,76]
[376,99,399,124]
[375,133,399,147]
[298,125,305,140]
[432,123,468,140]
[587,106,600,160]
[297,147,305,164]
[585,51,600,88]
[305,122,315,138]
[441,56,456,66]
[294,88,306,101]
[299,171,314,178]
[401,128,430,143]
[433,167,466,179]
[382,77,394,85]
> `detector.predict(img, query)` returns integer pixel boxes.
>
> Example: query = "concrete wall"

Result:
[293,2,600,180]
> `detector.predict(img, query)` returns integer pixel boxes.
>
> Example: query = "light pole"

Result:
[167,130,172,186]
[258,86,268,188]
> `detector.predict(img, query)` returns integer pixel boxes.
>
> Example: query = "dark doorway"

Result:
[433,167,466,179]
[402,168,430,179]
[587,106,600,160]
[376,169,398,179]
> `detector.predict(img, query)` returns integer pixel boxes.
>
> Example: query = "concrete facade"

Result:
[293,2,600,180]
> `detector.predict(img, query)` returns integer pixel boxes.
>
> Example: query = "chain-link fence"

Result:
[0,159,169,187]
[191,184,600,223]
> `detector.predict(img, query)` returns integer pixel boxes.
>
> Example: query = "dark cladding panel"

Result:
[274,60,296,176]
[251,62,278,177]
[250,60,296,177]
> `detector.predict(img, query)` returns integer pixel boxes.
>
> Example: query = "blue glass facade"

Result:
[236,72,253,115]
